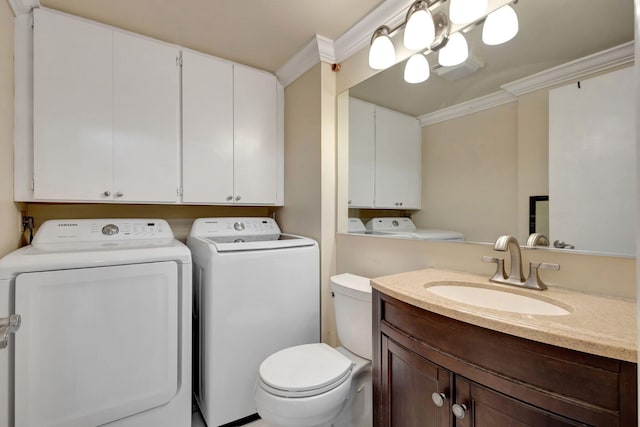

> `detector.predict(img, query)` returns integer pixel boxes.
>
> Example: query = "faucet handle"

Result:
[524,262,560,290]
[481,256,506,281]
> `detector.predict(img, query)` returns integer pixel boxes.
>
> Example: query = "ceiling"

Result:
[349,0,635,117]
[39,0,385,72]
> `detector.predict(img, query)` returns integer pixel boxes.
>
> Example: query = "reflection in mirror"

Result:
[345,0,635,256]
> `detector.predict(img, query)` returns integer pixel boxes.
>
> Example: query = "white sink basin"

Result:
[427,284,571,316]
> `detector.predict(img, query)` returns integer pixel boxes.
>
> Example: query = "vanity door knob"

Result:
[348,200,352,205]
[115,192,123,198]
[452,403,467,419]
[399,202,403,206]
[431,392,446,407]
[226,195,233,201]
[235,195,241,201]
[103,191,111,197]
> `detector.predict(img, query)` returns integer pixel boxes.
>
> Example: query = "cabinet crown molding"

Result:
[8,0,39,16]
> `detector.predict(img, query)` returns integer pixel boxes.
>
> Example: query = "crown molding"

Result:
[418,91,517,127]
[276,0,412,87]
[7,0,39,16]
[501,41,635,96]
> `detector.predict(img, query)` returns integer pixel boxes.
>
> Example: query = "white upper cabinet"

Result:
[348,98,376,208]
[182,55,282,205]
[33,8,113,200]
[182,51,234,203]
[112,32,180,203]
[374,107,421,209]
[233,65,278,205]
[32,8,180,203]
[348,98,421,209]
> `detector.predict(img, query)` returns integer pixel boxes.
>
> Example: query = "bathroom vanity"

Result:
[371,269,637,427]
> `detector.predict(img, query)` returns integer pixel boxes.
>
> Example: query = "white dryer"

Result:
[188,217,319,427]
[0,219,191,427]
[365,217,464,241]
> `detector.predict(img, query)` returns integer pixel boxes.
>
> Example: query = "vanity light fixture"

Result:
[368,26,396,69]
[482,4,519,45]
[404,53,431,83]
[367,0,519,84]
[438,31,468,67]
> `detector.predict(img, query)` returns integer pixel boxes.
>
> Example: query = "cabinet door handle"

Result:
[103,191,111,197]
[115,192,123,198]
[452,403,467,419]
[431,392,446,407]
[235,195,241,201]
[226,195,233,201]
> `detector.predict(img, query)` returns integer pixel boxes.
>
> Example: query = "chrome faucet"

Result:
[482,235,559,290]
[493,235,525,284]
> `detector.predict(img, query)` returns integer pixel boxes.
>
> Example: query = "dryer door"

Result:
[14,261,179,427]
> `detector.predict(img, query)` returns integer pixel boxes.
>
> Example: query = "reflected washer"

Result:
[187,217,319,427]
[365,217,464,240]
[0,219,192,427]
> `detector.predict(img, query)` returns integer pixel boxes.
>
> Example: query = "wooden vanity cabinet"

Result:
[373,290,637,427]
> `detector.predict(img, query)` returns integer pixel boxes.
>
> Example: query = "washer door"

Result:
[14,261,179,427]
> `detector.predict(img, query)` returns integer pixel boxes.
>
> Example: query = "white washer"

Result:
[365,217,465,241]
[187,218,319,427]
[348,218,406,238]
[0,219,191,427]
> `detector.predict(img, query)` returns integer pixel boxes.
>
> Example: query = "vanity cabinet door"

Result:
[348,98,375,208]
[454,377,586,427]
[374,107,421,209]
[380,335,451,427]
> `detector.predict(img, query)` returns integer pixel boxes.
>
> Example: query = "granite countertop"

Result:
[371,268,637,363]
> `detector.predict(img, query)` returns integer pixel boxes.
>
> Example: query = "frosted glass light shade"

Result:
[369,31,396,70]
[449,0,488,24]
[482,5,519,45]
[438,32,469,66]
[404,53,430,84]
[403,7,435,50]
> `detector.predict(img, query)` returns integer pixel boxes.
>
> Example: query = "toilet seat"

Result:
[258,343,355,398]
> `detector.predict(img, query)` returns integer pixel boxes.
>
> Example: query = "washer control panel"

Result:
[191,218,281,237]
[32,219,173,245]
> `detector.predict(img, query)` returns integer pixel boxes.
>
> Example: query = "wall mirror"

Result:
[343,0,635,256]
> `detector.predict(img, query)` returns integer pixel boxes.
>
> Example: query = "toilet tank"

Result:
[331,273,372,360]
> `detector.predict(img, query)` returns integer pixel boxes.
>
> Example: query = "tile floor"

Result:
[192,410,268,427]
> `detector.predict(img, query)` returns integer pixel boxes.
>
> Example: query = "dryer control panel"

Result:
[32,219,174,245]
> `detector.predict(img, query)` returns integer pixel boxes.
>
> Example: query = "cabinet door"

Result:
[348,98,375,208]
[33,9,114,200]
[113,32,180,203]
[182,51,234,203]
[374,107,422,209]
[454,377,587,427]
[381,336,451,427]
[233,66,278,204]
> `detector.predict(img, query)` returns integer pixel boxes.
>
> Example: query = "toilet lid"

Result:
[259,343,354,395]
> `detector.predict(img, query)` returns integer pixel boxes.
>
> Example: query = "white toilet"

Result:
[255,273,372,427]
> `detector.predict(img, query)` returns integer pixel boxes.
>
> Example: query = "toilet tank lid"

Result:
[331,273,371,301]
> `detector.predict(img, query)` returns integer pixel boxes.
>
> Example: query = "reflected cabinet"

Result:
[373,290,637,427]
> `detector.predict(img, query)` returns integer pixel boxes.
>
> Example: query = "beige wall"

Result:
[414,102,519,242]
[0,2,23,257]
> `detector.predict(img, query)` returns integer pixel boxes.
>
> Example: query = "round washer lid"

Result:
[259,343,354,393]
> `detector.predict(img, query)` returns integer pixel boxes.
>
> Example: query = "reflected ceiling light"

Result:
[404,53,431,84]
[368,26,396,70]
[403,1,435,51]
[482,5,519,45]
[449,0,488,24]
[438,32,468,67]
